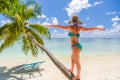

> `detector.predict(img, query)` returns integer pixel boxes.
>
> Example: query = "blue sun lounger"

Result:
[23,61,45,70]
[20,61,45,79]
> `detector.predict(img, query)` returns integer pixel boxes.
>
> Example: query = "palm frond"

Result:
[0,23,13,39]
[0,0,50,57]
[0,34,17,53]
[0,0,11,13]
[26,0,36,6]
[22,34,38,57]
[0,31,20,53]
[14,14,23,25]
[25,0,42,16]
[24,9,36,20]
[29,24,50,39]
[22,35,29,55]
[34,4,42,16]
[7,22,23,37]
[25,27,44,45]
[0,22,23,53]
[0,0,19,16]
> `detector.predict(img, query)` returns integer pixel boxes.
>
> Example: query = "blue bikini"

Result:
[68,32,80,38]
[68,32,82,50]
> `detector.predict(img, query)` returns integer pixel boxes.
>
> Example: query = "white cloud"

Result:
[51,17,59,25]
[53,29,58,33]
[93,1,103,6]
[80,16,120,38]
[51,31,68,38]
[64,20,68,24]
[50,21,120,38]
[37,14,47,19]
[42,16,120,38]
[111,16,120,33]
[65,0,103,17]
[65,0,92,17]
[42,17,59,25]
[80,25,105,38]
[106,11,120,15]
[86,17,90,20]
[96,25,104,28]
[42,18,51,25]
[111,16,120,22]
[41,14,47,18]
[112,23,120,33]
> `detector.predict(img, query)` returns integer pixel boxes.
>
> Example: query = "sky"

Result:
[0,0,120,38]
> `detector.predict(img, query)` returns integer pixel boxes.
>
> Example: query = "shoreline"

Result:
[0,54,120,80]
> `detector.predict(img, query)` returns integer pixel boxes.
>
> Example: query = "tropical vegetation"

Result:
[0,0,74,80]
[0,0,50,56]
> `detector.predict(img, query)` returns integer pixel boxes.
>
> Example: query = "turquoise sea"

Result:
[44,38,120,56]
[0,38,120,60]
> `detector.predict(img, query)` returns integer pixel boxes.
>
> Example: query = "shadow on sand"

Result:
[0,65,24,80]
[0,65,44,80]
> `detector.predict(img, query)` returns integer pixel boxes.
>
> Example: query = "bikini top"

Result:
[68,32,80,38]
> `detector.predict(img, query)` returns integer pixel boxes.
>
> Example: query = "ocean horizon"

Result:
[0,38,120,60]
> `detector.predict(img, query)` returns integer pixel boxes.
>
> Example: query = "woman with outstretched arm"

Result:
[47,16,104,80]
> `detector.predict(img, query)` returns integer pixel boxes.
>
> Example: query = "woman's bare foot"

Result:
[75,75,80,80]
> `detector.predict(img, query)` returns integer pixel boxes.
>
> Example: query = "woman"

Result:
[47,16,104,80]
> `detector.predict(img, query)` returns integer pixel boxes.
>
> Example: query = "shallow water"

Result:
[0,38,120,59]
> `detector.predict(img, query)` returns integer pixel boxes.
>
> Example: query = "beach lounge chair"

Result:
[19,61,45,79]
[23,61,45,70]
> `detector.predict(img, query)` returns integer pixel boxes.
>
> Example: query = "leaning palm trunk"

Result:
[27,32,74,80]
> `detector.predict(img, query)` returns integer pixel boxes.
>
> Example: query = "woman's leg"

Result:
[75,54,81,79]
[74,47,81,79]
[71,54,75,73]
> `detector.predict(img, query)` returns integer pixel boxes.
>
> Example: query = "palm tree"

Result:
[0,0,74,80]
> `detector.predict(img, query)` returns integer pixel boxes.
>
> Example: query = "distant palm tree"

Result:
[0,0,74,80]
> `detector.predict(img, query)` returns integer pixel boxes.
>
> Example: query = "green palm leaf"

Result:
[34,4,42,16]
[0,0,11,13]
[0,21,24,52]
[26,0,36,6]
[22,35,38,57]
[0,0,44,54]
[0,27,20,53]
[14,14,23,25]
[0,0,49,55]
[23,9,36,20]
[29,24,50,39]
[22,35,29,55]
[0,23,10,38]
[0,1,74,79]
[25,27,44,45]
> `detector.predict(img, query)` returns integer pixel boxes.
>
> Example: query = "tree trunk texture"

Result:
[27,32,74,80]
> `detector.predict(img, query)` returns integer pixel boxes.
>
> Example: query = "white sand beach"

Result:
[0,54,120,80]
